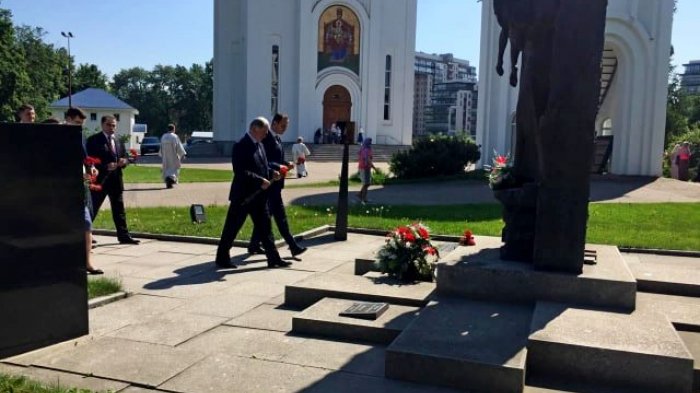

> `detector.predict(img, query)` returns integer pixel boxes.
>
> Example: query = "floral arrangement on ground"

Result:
[375,222,439,282]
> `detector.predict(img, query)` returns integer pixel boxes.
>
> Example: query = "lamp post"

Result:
[61,31,73,107]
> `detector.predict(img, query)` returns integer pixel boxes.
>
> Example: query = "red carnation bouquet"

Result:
[128,148,139,164]
[459,229,476,246]
[376,222,439,282]
[83,156,103,192]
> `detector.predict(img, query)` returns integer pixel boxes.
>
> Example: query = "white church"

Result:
[213,0,674,177]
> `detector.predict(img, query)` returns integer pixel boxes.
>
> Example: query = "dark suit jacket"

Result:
[85,132,127,192]
[260,131,286,190]
[229,133,273,202]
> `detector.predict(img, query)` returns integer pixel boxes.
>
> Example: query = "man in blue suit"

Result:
[248,113,307,257]
[216,117,290,269]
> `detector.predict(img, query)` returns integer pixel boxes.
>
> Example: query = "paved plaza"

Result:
[2,231,699,392]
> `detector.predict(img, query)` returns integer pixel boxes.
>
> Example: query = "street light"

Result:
[61,31,73,107]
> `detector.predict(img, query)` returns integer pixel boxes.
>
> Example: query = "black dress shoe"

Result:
[86,267,104,275]
[247,247,265,255]
[215,257,237,269]
[118,236,141,245]
[268,259,292,268]
[290,246,307,257]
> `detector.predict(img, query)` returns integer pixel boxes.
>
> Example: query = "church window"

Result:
[272,45,279,115]
[384,55,392,120]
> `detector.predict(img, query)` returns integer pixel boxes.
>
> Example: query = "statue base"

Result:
[493,183,537,263]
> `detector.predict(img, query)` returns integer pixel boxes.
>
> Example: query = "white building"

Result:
[49,88,140,148]
[477,0,675,176]
[213,0,417,147]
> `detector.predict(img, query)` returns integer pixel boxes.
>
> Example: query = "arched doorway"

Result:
[323,85,352,131]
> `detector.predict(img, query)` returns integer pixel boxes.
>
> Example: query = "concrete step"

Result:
[284,272,436,309]
[628,260,700,297]
[437,238,637,311]
[354,251,377,276]
[527,302,694,393]
[677,330,700,393]
[386,297,532,393]
[292,298,420,344]
[636,292,700,332]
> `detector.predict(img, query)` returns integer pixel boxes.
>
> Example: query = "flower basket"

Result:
[375,223,439,282]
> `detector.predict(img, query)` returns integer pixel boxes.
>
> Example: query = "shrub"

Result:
[390,133,481,179]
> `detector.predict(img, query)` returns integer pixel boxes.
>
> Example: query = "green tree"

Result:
[14,25,70,119]
[0,7,30,121]
[73,63,109,92]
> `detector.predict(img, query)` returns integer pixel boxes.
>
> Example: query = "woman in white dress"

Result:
[292,137,311,178]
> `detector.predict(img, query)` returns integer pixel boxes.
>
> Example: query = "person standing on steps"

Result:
[247,113,308,258]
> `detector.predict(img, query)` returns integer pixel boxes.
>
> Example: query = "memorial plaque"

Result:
[339,302,389,320]
[0,123,88,358]
[189,204,207,223]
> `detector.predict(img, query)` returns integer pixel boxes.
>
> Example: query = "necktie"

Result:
[109,135,116,154]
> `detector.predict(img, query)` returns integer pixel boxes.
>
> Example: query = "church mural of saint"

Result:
[318,6,360,75]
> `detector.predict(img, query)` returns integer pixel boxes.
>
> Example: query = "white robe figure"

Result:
[159,132,186,185]
[292,139,311,177]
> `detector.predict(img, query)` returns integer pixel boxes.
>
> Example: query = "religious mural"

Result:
[318,5,360,75]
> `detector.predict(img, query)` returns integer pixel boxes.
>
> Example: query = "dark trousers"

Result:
[249,189,299,250]
[218,197,281,263]
[90,187,129,237]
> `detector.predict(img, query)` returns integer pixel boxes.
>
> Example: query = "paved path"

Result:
[118,163,700,208]
[1,232,697,393]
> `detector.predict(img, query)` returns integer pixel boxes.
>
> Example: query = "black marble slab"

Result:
[0,123,88,358]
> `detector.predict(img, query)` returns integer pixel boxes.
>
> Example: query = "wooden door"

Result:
[323,85,352,131]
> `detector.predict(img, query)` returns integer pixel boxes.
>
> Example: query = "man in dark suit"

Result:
[216,117,291,269]
[247,113,307,257]
[85,115,140,245]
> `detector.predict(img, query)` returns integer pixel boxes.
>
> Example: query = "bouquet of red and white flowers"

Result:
[376,222,439,282]
[484,151,514,190]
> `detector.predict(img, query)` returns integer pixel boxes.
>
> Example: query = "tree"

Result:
[73,63,109,92]
[14,25,70,120]
[0,7,30,121]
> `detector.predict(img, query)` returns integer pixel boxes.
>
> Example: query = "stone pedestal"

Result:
[0,124,88,358]
[494,183,537,262]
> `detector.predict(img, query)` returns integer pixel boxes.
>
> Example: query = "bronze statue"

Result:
[493,0,532,87]
[492,0,608,273]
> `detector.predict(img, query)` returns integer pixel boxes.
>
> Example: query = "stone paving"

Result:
[1,231,699,392]
[0,233,467,392]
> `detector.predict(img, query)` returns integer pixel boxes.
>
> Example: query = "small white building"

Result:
[213,0,417,147]
[49,88,140,148]
[476,0,675,177]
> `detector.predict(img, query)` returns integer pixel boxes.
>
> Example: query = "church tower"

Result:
[213,0,417,147]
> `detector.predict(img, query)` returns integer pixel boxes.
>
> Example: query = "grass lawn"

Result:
[123,166,233,183]
[0,373,93,393]
[87,276,123,300]
[93,203,700,251]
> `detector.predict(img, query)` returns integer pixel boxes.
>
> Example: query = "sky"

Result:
[2,0,698,78]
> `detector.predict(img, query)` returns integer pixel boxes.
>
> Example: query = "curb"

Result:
[88,291,129,309]
[618,247,700,258]
[93,225,332,248]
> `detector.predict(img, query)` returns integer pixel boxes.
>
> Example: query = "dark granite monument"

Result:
[493,0,608,273]
[0,123,88,358]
